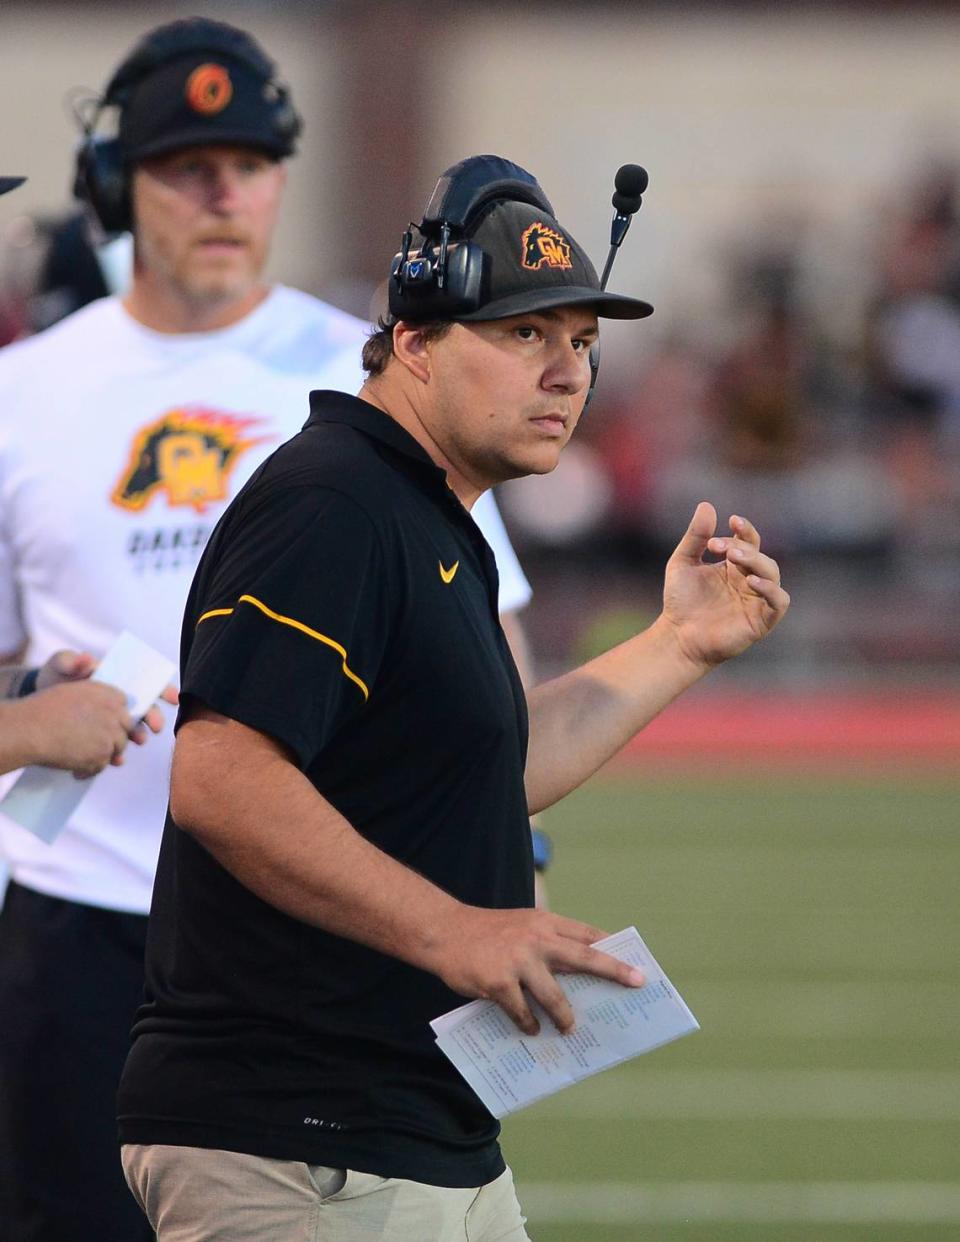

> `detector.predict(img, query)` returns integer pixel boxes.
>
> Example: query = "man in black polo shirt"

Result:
[119,160,789,1239]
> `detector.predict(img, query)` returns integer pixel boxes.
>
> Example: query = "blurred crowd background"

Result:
[1,0,959,686]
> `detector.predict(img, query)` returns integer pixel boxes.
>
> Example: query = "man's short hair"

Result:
[362,317,453,377]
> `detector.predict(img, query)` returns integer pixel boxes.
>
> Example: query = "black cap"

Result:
[118,52,296,162]
[457,198,651,322]
[0,177,25,196]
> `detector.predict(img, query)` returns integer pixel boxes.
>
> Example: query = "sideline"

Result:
[514,1068,960,1122]
[518,1180,960,1225]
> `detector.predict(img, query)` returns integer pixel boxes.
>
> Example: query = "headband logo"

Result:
[521,222,573,272]
[185,64,233,116]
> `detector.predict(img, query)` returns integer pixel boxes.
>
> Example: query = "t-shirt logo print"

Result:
[521,222,573,271]
[185,63,233,115]
[112,408,272,514]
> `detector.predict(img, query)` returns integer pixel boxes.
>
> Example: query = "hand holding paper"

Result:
[431,926,698,1118]
[0,632,176,842]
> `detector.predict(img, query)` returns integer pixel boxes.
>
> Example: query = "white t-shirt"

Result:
[0,288,530,912]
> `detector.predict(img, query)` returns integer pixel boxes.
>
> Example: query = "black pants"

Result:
[0,881,154,1242]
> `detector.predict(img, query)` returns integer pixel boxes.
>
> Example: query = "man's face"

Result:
[421,307,599,493]
[130,145,286,313]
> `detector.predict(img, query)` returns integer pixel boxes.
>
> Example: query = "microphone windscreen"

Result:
[615,164,648,197]
[612,191,641,215]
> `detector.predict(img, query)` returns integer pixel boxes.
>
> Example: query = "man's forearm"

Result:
[0,698,41,771]
[172,709,465,974]
[523,505,789,814]
[524,615,706,814]
[172,706,649,1035]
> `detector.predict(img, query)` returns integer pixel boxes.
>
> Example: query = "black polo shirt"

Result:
[117,392,533,1188]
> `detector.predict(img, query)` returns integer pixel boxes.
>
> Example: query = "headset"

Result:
[389,155,647,407]
[389,155,556,321]
[73,18,301,234]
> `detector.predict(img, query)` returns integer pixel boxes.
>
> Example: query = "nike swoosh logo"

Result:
[439,560,459,584]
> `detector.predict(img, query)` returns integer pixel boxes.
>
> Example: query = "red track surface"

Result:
[617,691,960,771]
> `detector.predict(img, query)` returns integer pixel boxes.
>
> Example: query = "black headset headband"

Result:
[419,155,555,239]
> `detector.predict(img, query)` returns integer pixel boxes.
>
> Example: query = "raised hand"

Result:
[662,502,790,670]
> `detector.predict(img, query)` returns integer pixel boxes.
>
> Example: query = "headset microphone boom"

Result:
[586,162,649,406]
[602,163,648,289]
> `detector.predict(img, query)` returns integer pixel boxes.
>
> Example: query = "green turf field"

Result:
[503,772,960,1241]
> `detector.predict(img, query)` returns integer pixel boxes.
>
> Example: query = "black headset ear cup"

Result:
[74,135,131,234]
[389,237,489,321]
[269,83,301,147]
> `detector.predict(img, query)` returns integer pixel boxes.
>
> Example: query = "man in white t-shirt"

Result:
[0,19,531,1242]
[0,176,172,784]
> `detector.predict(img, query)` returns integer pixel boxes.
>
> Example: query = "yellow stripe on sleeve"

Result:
[196,594,369,701]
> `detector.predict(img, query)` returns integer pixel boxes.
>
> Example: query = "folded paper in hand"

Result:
[0,631,175,844]
[430,926,698,1118]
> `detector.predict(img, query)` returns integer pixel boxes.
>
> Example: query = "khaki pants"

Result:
[121,1144,531,1242]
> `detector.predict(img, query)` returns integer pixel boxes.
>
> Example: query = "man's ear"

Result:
[392,322,433,384]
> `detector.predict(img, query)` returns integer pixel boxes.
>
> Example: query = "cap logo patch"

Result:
[521,222,573,272]
[185,64,233,116]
